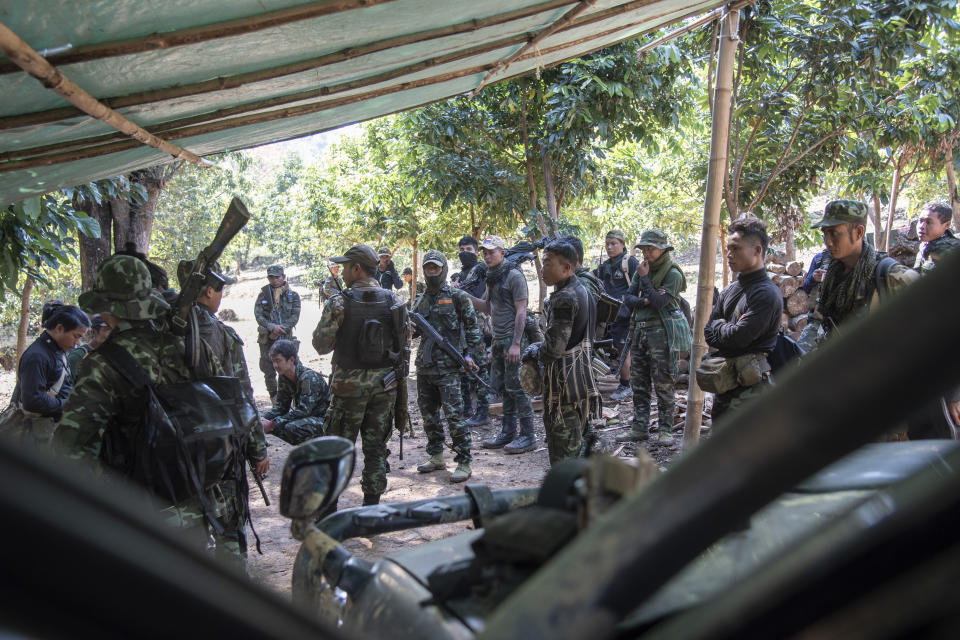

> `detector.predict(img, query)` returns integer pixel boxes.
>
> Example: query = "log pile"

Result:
[765,253,809,340]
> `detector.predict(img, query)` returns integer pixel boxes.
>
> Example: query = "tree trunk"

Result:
[883,157,905,251]
[76,195,114,292]
[719,224,729,287]
[533,253,546,313]
[469,203,478,238]
[871,193,884,245]
[16,277,34,369]
[783,209,796,261]
[411,237,419,309]
[542,152,559,221]
[946,147,960,233]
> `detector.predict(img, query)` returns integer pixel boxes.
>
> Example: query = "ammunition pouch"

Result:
[696,352,770,395]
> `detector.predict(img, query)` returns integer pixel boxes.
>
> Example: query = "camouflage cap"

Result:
[813,200,869,228]
[78,254,171,320]
[605,229,627,244]
[479,235,506,250]
[176,259,236,289]
[422,249,447,268]
[330,244,379,269]
[266,264,285,276]
[635,229,673,251]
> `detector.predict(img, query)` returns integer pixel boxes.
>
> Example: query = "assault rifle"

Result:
[458,236,552,294]
[410,312,491,392]
[251,465,270,506]
[171,197,250,370]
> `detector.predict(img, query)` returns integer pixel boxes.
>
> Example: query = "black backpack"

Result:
[767,330,804,374]
[97,342,249,508]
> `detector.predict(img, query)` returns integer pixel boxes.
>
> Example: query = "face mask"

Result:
[425,274,445,293]
[459,251,478,269]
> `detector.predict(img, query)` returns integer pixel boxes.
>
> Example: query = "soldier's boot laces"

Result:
[417,453,446,473]
[466,403,490,427]
[482,415,516,448]
[504,417,536,454]
[611,384,632,403]
[450,462,472,483]
[615,428,649,443]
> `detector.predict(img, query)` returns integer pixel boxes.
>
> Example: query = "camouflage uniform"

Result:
[254,266,301,399]
[313,247,404,501]
[914,229,960,274]
[320,274,343,302]
[66,343,91,381]
[53,255,231,555]
[455,261,492,425]
[413,251,485,465]
[262,361,329,445]
[536,275,595,464]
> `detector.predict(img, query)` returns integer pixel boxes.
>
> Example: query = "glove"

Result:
[622,294,644,310]
[522,341,542,362]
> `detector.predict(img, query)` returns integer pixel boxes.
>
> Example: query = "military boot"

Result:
[615,428,649,443]
[504,416,536,454]
[417,453,446,473]
[362,494,381,506]
[449,462,472,483]
[656,429,674,444]
[466,403,490,427]
[482,415,516,449]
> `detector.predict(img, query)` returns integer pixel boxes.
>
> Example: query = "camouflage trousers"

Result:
[160,489,246,574]
[630,323,677,433]
[712,377,772,430]
[323,389,395,497]
[213,480,249,576]
[272,417,325,446]
[543,398,588,465]
[419,370,472,463]
[258,340,279,398]
[489,336,533,419]
[460,359,490,408]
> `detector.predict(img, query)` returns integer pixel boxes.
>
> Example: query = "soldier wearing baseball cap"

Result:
[374,246,403,290]
[254,263,301,401]
[799,200,918,352]
[596,229,639,401]
[320,259,344,303]
[313,244,408,508]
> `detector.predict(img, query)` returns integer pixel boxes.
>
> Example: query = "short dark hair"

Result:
[402,267,413,276]
[359,263,377,277]
[560,235,584,265]
[544,240,579,268]
[458,236,478,250]
[728,217,770,254]
[41,301,65,325]
[268,339,298,360]
[922,201,953,225]
[43,305,91,331]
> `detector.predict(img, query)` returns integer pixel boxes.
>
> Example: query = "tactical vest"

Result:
[597,253,632,298]
[333,287,396,369]
[416,288,467,352]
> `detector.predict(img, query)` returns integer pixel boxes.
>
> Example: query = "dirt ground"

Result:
[0,264,707,600]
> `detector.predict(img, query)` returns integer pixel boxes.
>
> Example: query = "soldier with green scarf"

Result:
[615,230,691,444]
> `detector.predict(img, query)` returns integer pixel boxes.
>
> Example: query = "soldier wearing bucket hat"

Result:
[799,199,918,351]
[254,264,301,402]
[595,229,639,401]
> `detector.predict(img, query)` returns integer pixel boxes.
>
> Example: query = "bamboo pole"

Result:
[682,8,740,452]
[0,22,210,167]
[0,0,401,75]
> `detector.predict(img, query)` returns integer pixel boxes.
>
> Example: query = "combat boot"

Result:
[362,494,380,506]
[417,453,446,473]
[656,429,674,444]
[504,416,536,454]
[615,428,649,443]
[466,403,490,427]
[449,462,472,483]
[611,383,632,403]
[482,415,516,449]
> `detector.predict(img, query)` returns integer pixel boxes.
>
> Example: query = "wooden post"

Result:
[683,8,740,452]
[945,147,960,234]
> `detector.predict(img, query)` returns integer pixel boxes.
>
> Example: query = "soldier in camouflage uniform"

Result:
[412,250,485,482]
[53,255,233,559]
[320,261,343,303]
[799,200,919,352]
[255,264,301,402]
[261,339,329,445]
[313,244,405,507]
[527,241,597,464]
[914,200,960,274]
[66,314,110,380]
[452,236,492,428]
[176,259,269,572]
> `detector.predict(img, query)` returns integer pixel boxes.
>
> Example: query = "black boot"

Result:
[504,416,536,454]
[482,415,516,449]
[362,494,381,506]
[466,403,490,427]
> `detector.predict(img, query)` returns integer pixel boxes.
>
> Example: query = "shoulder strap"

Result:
[621,255,630,277]
[97,341,151,389]
[48,352,69,397]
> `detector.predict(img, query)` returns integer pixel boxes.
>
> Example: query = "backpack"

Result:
[97,342,248,508]
[767,330,804,374]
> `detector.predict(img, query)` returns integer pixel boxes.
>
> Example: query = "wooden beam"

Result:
[471,0,598,96]
[636,0,755,55]
[0,22,210,167]
[0,0,402,75]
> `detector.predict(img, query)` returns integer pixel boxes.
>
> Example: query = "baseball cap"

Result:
[266,264,285,276]
[812,200,869,228]
[479,235,506,250]
[606,230,627,244]
[330,244,379,269]
[377,247,392,257]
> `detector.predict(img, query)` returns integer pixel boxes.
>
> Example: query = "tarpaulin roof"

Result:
[0,0,726,204]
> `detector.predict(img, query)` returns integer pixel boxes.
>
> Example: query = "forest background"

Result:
[2,0,959,362]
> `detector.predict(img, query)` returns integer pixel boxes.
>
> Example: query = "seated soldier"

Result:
[260,339,330,445]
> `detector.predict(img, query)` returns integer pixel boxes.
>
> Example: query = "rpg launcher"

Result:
[410,312,490,391]
[171,196,250,371]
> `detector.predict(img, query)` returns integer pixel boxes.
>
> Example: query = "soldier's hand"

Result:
[464,355,479,373]
[949,401,960,426]
[507,343,522,364]
[255,457,271,475]
[261,418,274,433]
[638,260,650,277]
[813,268,827,283]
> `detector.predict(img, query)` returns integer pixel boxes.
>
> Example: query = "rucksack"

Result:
[97,342,248,508]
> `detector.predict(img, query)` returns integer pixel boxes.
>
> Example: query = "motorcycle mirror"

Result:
[279,436,355,520]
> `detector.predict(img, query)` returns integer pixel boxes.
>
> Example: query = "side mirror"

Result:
[280,436,355,520]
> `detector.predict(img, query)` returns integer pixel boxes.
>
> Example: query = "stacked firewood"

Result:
[765,253,809,340]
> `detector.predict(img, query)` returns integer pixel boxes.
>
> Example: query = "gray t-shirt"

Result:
[485,267,528,340]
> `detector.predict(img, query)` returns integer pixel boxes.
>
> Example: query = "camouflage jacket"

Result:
[412,284,485,375]
[320,275,343,302]
[540,276,593,364]
[66,343,92,381]
[254,284,301,344]
[914,230,960,274]
[575,267,604,303]
[262,361,329,426]
[54,320,224,468]
[313,277,405,397]
[195,305,268,463]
